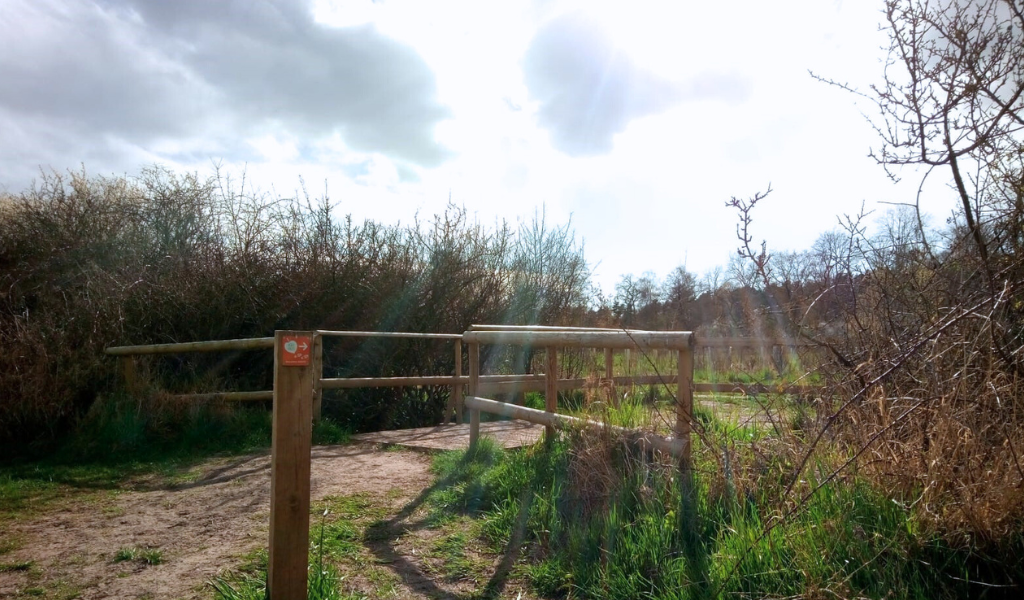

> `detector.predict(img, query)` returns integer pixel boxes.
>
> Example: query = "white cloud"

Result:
[1,0,950,294]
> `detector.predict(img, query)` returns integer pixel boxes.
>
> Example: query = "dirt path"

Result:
[0,444,436,600]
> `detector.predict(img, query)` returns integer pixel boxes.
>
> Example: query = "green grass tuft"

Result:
[313,420,351,446]
[113,546,163,565]
[0,560,33,572]
[211,505,371,600]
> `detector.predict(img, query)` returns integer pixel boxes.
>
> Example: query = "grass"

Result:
[0,560,33,572]
[427,532,476,581]
[210,496,392,600]
[594,348,822,387]
[425,429,1023,599]
[210,525,368,600]
[113,546,163,565]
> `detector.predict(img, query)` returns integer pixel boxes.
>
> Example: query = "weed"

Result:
[0,560,32,572]
[365,567,400,598]
[427,532,478,581]
[0,535,21,555]
[211,505,371,599]
[312,420,351,446]
[113,546,163,565]
[62,395,274,463]
[317,519,361,560]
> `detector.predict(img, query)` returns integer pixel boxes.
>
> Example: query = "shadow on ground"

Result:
[363,452,533,600]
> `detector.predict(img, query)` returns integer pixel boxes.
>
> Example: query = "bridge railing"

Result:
[104,328,821,423]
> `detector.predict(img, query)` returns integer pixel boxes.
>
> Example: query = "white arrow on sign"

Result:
[300,342,309,351]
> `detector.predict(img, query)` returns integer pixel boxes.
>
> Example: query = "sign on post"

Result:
[281,334,312,366]
[269,330,314,600]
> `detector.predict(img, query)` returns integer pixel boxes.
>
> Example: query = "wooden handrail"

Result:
[462,330,695,350]
[105,337,274,355]
[316,330,462,340]
[465,395,687,456]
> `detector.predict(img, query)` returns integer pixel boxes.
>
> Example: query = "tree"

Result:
[612,274,641,326]
[818,0,1024,285]
[662,266,697,328]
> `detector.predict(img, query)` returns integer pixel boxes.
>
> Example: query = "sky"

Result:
[0,0,957,293]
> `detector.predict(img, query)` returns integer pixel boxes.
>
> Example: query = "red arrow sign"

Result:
[282,335,312,366]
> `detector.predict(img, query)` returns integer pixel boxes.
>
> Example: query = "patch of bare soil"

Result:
[0,444,435,600]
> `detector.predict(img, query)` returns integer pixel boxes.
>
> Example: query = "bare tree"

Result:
[816,0,1024,285]
[662,265,697,328]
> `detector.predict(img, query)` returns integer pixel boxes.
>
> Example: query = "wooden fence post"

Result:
[454,340,463,423]
[468,342,480,446]
[312,334,323,423]
[119,356,140,396]
[676,346,694,472]
[545,346,558,441]
[269,330,314,600]
[444,341,463,424]
[604,348,616,408]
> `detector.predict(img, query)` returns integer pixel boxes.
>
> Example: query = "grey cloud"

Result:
[522,13,679,156]
[0,0,450,191]
[0,2,210,144]
[0,108,160,193]
[183,22,451,165]
[522,13,750,156]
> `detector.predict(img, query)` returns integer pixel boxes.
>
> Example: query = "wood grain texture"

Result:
[465,396,686,456]
[462,330,694,350]
[453,341,463,423]
[677,349,694,472]
[468,342,480,446]
[312,334,323,423]
[316,330,462,339]
[105,337,274,355]
[268,331,314,600]
[545,346,558,441]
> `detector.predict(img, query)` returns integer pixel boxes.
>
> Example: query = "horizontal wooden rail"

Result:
[462,330,695,350]
[469,324,638,332]
[106,329,822,407]
[105,333,816,357]
[465,395,687,456]
[479,377,820,395]
[166,377,821,402]
[105,337,274,356]
[316,330,462,340]
[479,375,664,395]
[320,373,544,390]
[173,391,275,402]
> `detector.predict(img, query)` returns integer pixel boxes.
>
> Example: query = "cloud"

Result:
[522,13,680,156]
[522,12,751,157]
[0,0,450,190]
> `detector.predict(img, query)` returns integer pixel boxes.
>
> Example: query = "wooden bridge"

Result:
[104,325,819,599]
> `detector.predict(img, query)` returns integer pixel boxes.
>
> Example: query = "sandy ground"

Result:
[351,421,542,452]
[0,444,436,600]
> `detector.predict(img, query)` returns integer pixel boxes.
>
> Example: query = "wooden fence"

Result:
[103,326,819,424]
[104,326,819,599]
